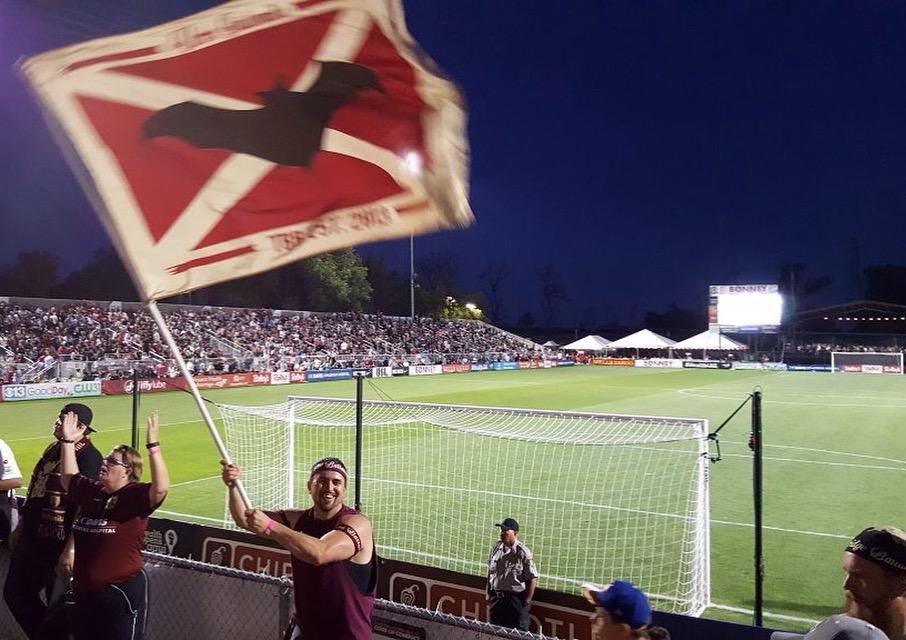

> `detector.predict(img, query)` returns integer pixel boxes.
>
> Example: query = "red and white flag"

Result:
[21,0,473,300]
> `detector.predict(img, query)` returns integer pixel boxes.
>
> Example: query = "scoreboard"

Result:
[708,284,783,333]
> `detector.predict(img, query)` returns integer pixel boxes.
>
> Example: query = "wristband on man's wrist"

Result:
[60,439,75,444]
[263,519,275,535]
[146,441,160,449]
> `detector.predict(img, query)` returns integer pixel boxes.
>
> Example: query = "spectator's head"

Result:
[842,526,906,637]
[582,580,658,639]
[54,402,95,439]
[307,457,348,513]
[495,518,519,545]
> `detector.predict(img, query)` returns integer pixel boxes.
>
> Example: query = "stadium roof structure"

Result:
[793,299,906,322]
[608,329,676,349]
[560,335,612,350]
[673,329,747,350]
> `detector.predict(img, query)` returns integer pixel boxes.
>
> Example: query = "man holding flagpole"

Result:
[221,457,376,640]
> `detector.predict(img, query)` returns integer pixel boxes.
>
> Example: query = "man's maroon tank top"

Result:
[287,504,376,640]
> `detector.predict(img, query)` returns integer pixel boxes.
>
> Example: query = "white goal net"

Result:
[218,396,711,616]
[831,351,904,374]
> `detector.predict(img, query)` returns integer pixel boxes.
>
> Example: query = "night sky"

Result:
[3,1,906,326]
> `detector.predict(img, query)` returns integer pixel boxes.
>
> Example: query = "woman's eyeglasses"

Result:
[104,456,131,468]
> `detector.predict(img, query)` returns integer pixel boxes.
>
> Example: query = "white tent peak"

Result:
[607,329,676,349]
[673,329,747,350]
[560,335,612,350]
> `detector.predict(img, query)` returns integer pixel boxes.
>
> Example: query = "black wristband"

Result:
[61,439,75,444]
[146,441,160,449]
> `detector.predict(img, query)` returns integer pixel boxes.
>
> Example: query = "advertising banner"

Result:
[391,367,409,377]
[490,362,518,371]
[555,359,575,367]
[305,369,354,382]
[469,364,489,372]
[410,365,443,376]
[682,360,732,370]
[441,364,471,374]
[373,366,393,378]
[269,372,290,385]
[634,359,683,369]
[2,380,102,402]
[591,358,634,367]
[788,365,833,372]
[732,362,788,372]
[289,372,306,383]
[191,373,261,390]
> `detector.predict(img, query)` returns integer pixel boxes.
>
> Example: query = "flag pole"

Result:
[146,300,252,509]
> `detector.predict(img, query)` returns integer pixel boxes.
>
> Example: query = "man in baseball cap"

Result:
[3,403,102,639]
[841,527,906,640]
[486,517,538,631]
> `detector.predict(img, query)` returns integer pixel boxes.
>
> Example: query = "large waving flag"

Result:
[21,0,473,300]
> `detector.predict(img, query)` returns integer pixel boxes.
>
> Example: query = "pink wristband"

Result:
[264,518,275,535]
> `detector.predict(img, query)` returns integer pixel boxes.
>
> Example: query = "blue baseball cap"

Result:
[582,580,652,630]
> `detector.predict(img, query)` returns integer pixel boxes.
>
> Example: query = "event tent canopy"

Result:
[542,340,560,348]
[672,330,747,350]
[560,335,612,350]
[607,329,676,349]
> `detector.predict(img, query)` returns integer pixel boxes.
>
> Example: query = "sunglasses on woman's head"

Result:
[104,456,130,468]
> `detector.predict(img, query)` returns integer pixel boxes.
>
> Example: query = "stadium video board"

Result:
[708,284,783,333]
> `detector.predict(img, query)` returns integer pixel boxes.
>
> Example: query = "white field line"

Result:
[678,387,906,409]
[5,418,217,443]
[161,475,856,540]
[719,452,906,472]
[709,604,819,625]
[169,474,221,488]
[367,477,855,539]
[367,477,693,521]
[724,440,906,467]
[155,510,224,524]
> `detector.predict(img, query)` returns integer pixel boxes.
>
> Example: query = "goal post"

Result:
[218,396,711,616]
[831,351,904,374]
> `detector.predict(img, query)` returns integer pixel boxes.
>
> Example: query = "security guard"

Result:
[486,517,539,630]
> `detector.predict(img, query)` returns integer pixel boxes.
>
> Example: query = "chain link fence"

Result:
[2,548,552,640]
[0,548,291,640]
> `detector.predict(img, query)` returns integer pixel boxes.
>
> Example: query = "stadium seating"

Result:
[0,300,540,381]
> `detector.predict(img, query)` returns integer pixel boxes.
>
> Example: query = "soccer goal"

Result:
[831,351,904,374]
[218,396,711,616]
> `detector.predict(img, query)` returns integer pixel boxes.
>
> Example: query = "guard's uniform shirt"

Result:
[487,539,538,595]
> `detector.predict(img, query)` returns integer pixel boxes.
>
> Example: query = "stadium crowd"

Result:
[0,301,539,381]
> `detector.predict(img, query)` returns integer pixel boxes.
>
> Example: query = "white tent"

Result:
[673,330,747,351]
[542,340,560,348]
[607,329,676,349]
[560,335,612,350]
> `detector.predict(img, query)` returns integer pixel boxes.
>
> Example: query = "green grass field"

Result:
[3,366,904,631]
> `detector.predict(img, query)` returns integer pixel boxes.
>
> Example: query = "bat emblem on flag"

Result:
[143,61,385,168]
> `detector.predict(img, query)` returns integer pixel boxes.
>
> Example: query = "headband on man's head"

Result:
[310,457,348,480]
[846,526,906,574]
